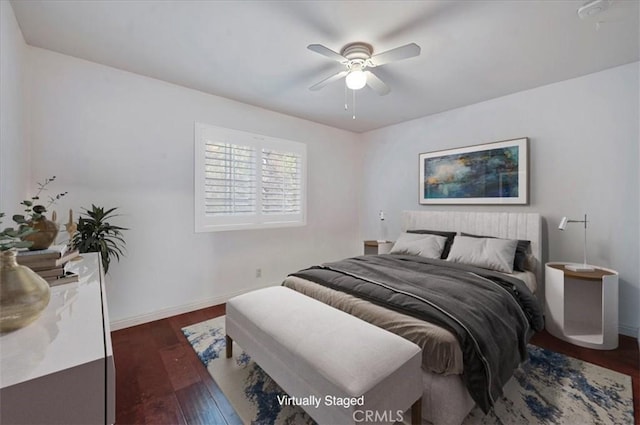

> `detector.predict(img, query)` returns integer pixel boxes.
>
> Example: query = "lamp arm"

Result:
[566,214,589,229]
[559,213,593,271]
[582,213,588,266]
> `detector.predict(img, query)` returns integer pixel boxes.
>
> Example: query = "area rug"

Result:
[182,316,634,424]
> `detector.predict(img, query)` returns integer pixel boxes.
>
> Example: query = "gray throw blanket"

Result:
[289,254,544,413]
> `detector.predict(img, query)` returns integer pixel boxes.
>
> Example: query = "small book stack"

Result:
[16,245,80,286]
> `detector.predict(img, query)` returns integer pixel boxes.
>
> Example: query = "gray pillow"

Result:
[390,233,448,259]
[461,232,531,272]
[406,229,457,259]
[446,235,518,273]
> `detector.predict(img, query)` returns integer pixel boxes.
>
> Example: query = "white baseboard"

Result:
[109,283,277,331]
[619,323,639,339]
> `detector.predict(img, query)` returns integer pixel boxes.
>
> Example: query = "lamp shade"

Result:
[558,216,568,230]
[346,70,367,90]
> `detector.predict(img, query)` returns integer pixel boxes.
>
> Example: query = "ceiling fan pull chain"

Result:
[352,89,356,120]
[344,83,348,110]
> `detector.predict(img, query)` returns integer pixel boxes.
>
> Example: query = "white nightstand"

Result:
[545,262,618,350]
[364,240,394,255]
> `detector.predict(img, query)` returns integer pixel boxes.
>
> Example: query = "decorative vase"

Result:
[23,215,59,251]
[0,250,51,333]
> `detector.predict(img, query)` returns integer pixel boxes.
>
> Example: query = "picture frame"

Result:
[419,138,529,205]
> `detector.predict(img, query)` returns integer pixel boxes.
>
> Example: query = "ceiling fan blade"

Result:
[307,44,347,62]
[309,70,349,91]
[365,71,390,96]
[369,43,421,67]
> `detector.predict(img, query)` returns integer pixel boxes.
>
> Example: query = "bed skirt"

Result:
[421,370,474,425]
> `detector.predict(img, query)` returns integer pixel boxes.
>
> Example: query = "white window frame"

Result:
[195,122,307,232]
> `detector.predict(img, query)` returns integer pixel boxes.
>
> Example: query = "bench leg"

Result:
[226,335,233,358]
[411,397,422,425]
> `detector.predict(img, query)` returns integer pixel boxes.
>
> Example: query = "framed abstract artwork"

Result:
[419,138,529,205]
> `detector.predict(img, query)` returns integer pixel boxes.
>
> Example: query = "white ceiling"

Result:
[10,0,640,133]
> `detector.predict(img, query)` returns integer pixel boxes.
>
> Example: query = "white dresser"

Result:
[0,253,115,424]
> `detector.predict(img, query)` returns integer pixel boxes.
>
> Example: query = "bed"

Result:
[282,211,544,425]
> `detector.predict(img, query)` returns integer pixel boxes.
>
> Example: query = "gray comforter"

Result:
[289,254,544,413]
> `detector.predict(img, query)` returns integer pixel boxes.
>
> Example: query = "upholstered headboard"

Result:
[401,211,542,282]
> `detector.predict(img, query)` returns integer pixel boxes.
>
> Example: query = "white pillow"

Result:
[390,233,447,259]
[446,235,518,273]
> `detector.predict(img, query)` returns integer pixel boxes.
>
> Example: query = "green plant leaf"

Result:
[13,240,34,248]
[18,227,36,237]
[72,205,127,274]
[12,214,26,223]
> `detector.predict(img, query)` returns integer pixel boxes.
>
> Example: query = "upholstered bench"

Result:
[226,286,423,425]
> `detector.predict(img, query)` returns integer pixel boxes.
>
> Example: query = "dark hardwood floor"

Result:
[112,305,640,424]
[112,304,242,425]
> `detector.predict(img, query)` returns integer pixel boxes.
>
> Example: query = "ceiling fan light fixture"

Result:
[346,69,367,90]
[308,41,420,95]
[577,0,611,19]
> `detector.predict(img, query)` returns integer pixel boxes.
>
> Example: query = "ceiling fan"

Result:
[307,42,421,95]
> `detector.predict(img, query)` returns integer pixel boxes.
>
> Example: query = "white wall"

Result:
[361,63,640,337]
[10,12,640,336]
[0,1,30,214]
[26,47,363,328]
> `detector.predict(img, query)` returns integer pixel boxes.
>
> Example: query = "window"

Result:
[195,123,307,232]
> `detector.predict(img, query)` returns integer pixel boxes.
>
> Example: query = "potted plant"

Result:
[13,176,68,250]
[0,213,36,251]
[72,205,127,274]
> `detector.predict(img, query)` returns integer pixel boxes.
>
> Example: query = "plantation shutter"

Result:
[261,149,302,215]
[195,122,306,232]
[204,142,256,216]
